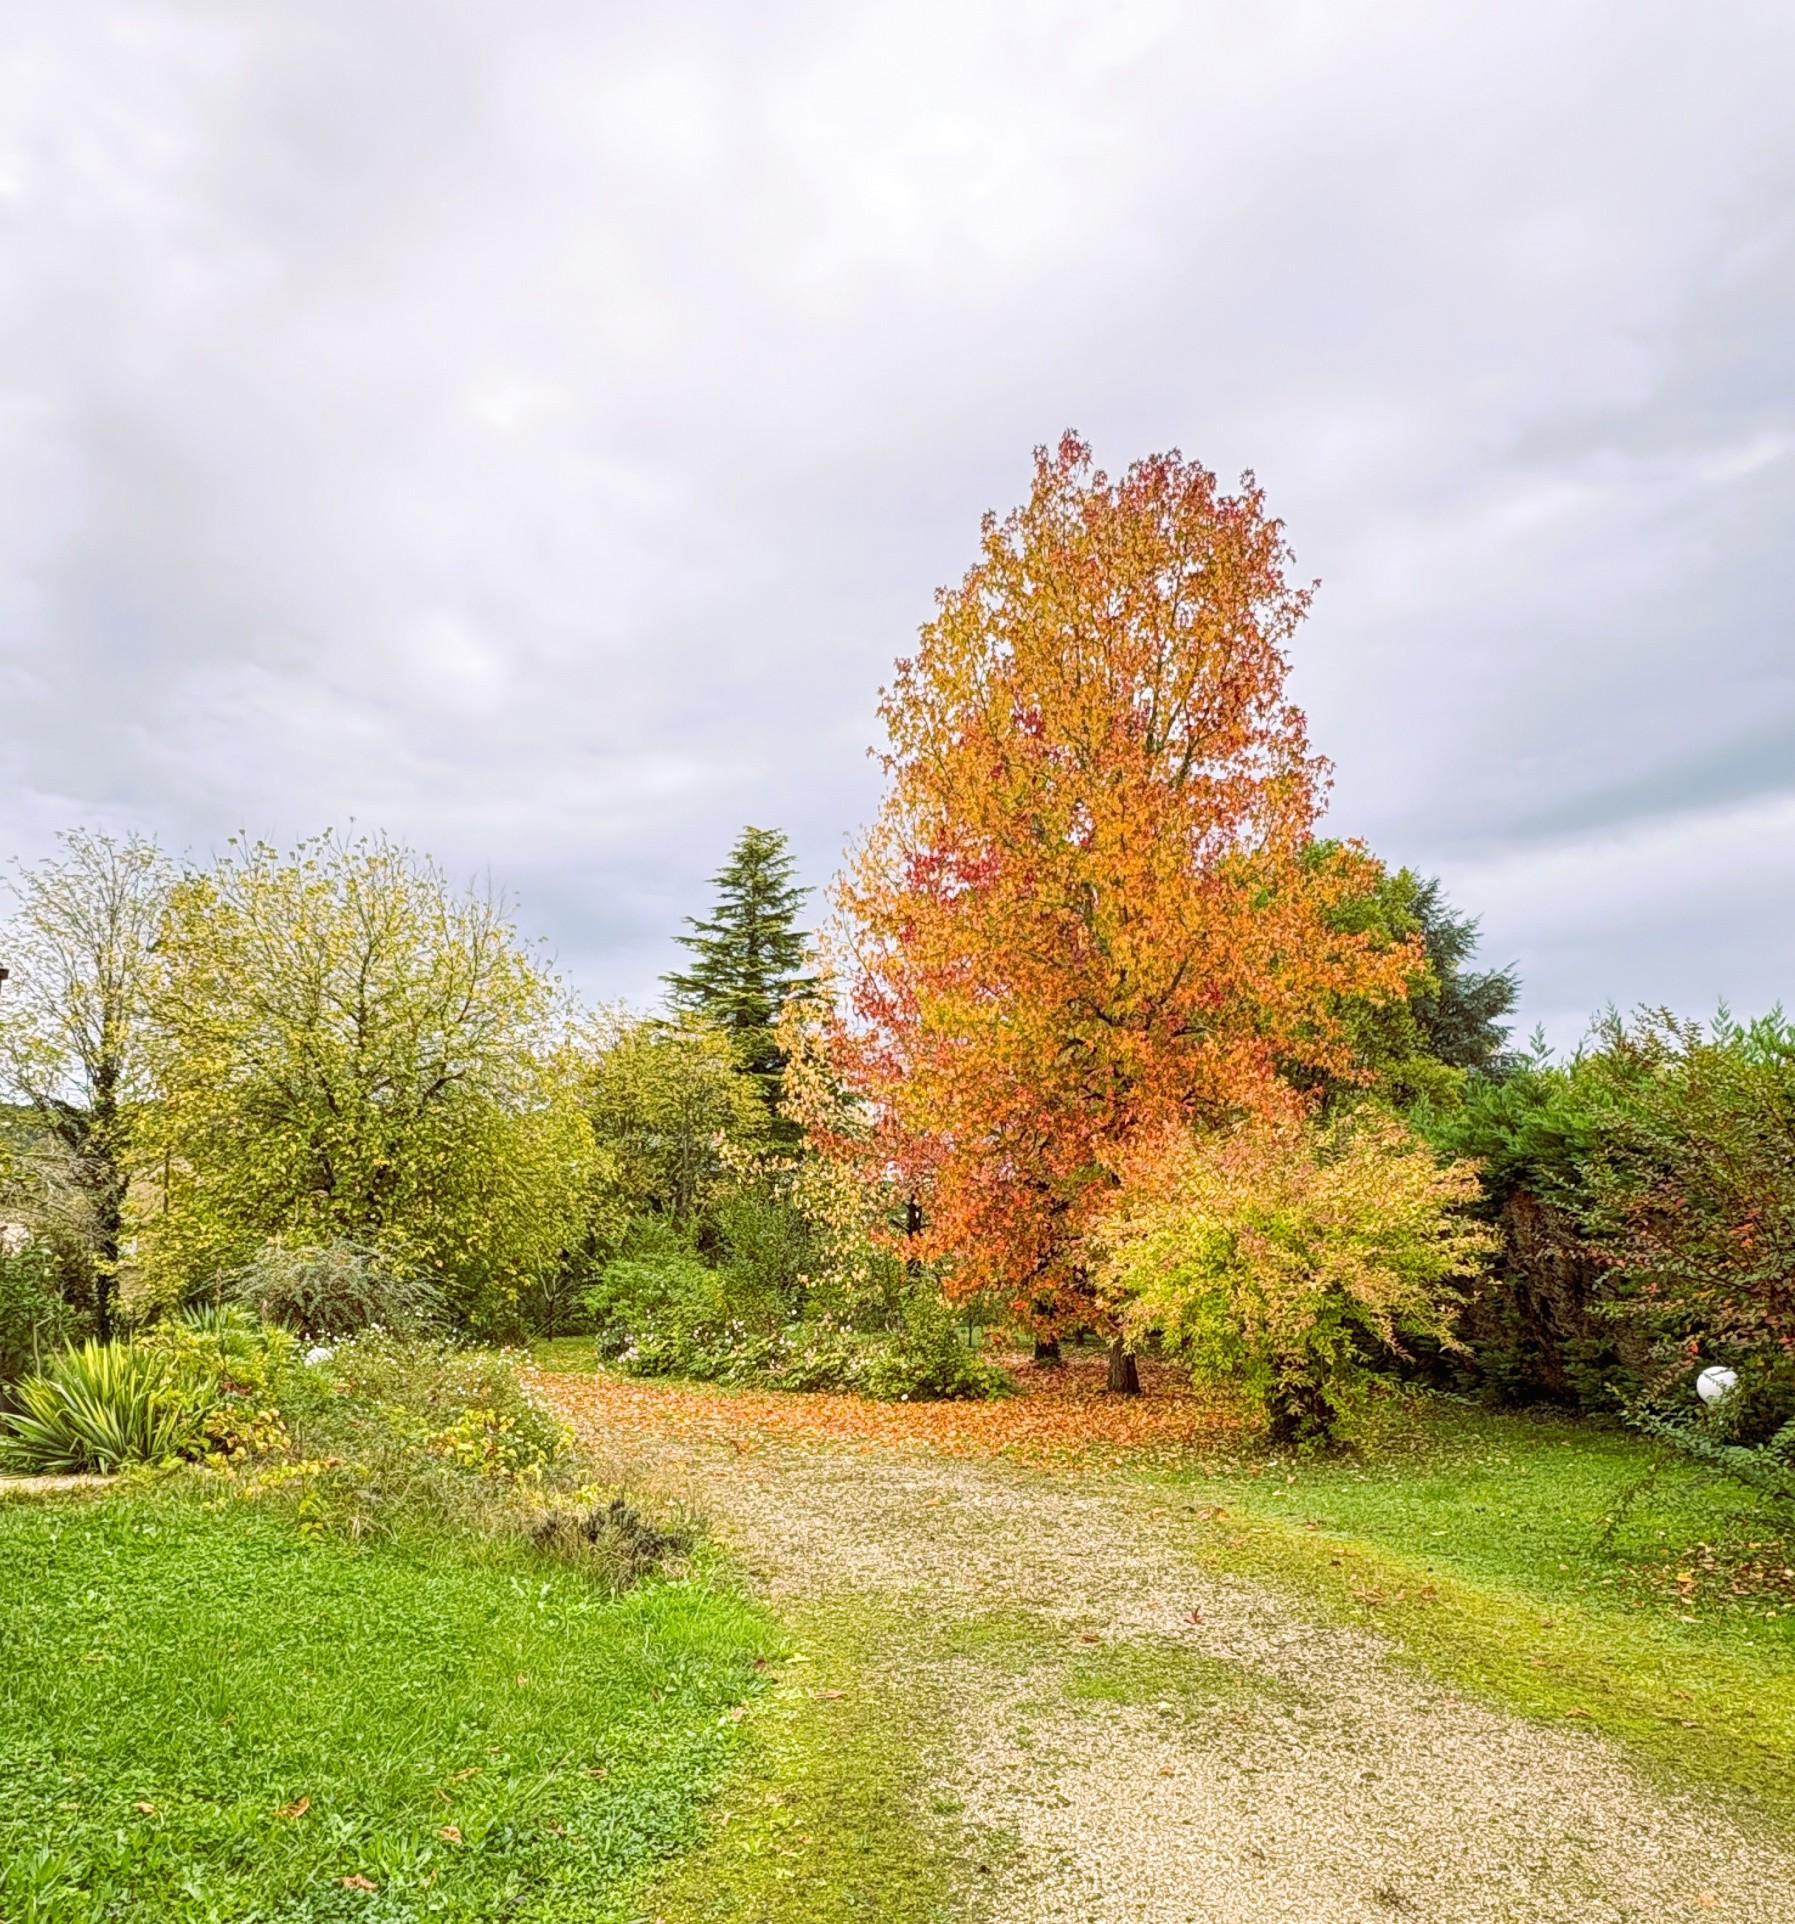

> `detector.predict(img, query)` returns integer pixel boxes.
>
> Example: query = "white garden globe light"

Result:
[1695,1366,1739,1404]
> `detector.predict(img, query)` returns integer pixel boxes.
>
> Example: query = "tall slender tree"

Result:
[0,831,172,1338]
[664,827,813,1125]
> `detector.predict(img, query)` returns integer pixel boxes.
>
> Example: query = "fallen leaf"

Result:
[1159,1765,1175,1776]
[515,1674,529,1689]
[1078,1631,1102,1644]
[440,1825,463,1843]
[815,1688,846,1699]
[275,1797,310,1819]
[1697,1895,1721,1910]
[340,1874,377,1892]
[581,1766,610,1780]
[450,1766,481,1781]
[1187,1609,1202,1624]
[133,1801,156,1815]
[1564,1708,1591,1719]
[531,1358,1246,1475]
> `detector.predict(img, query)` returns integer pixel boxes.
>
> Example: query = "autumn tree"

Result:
[0,832,173,1337]
[832,435,1418,1388]
[137,834,597,1333]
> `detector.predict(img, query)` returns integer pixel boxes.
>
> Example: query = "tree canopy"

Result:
[136,834,596,1332]
[0,831,172,1336]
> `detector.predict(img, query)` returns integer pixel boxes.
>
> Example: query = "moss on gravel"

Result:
[646,1597,1006,1923]
[1170,1498,1795,1833]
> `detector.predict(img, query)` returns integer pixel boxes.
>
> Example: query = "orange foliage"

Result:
[536,1357,1243,1471]
[830,434,1417,1335]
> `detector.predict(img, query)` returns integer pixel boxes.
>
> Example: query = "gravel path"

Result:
[557,1402,1795,1922]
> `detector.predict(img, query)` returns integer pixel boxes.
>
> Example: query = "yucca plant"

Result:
[0,1341,216,1474]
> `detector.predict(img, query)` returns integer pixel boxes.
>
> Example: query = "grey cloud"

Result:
[2,0,1793,1032]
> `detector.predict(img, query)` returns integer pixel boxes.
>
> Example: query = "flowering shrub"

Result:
[303,1336,572,1479]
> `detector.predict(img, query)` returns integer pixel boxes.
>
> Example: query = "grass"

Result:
[0,1488,778,1922]
[1152,1393,1795,1825]
[528,1336,601,1375]
[646,1597,986,1924]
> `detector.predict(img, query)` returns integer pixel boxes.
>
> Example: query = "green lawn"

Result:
[0,1491,777,1922]
[1157,1396,1795,1822]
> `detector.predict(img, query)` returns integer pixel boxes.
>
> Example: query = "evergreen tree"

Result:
[664,827,813,1123]
[1406,876,1521,1076]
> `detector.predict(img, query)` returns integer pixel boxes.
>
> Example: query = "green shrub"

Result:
[0,1240,80,1389]
[715,1184,813,1325]
[0,1340,217,1473]
[856,1291,1012,1401]
[227,1240,447,1339]
[589,1245,1009,1401]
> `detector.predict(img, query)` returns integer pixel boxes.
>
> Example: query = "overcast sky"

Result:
[3,0,1792,1048]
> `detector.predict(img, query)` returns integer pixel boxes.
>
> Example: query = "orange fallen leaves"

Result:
[274,1797,309,1820]
[340,1874,377,1891]
[537,1355,1243,1471]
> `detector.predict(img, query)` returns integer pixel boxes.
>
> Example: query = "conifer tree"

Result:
[664,827,812,1123]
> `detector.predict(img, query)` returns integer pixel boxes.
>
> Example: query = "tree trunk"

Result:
[1032,1336,1063,1366]
[1106,1336,1140,1396]
[92,1172,124,1343]
[1265,1373,1337,1446]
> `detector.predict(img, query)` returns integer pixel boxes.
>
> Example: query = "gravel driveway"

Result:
[552,1389,1795,1923]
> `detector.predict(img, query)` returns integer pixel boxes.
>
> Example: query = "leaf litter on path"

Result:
[543,1369,1795,1924]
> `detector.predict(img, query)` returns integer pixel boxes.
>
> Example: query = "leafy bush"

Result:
[1098,1109,1495,1443]
[1626,1393,1795,1504]
[0,1340,218,1473]
[0,1239,80,1389]
[588,1244,1008,1401]
[1421,1060,1629,1408]
[1423,1011,1795,1414]
[854,1292,1012,1400]
[228,1240,447,1339]
[1579,1011,1795,1362]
